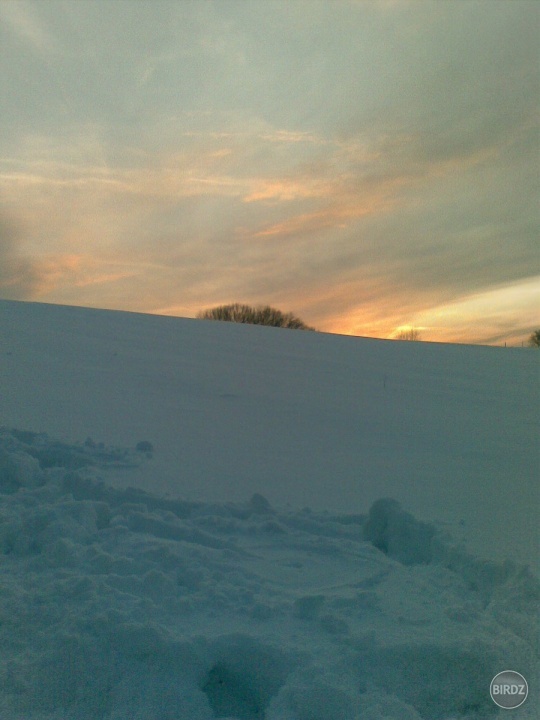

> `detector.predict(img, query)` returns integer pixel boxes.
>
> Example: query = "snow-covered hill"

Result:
[1,299,537,566]
[0,299,538,719]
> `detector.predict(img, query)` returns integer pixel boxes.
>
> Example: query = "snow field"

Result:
[0,299,537,570]
[0,429,537,720]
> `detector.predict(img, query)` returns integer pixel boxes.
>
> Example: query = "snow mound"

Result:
[0,428,537,719]
[363,498,436,565]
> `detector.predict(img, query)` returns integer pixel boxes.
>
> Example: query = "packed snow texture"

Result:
[0,300,538,718]
[0,428,538,719]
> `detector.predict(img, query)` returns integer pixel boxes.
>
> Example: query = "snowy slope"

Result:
[1,299,537,566]
[0,299,538,720]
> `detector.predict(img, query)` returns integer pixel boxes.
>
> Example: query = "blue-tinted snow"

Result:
[0,300,537,568]
[0,299,538,718]
[0,429,537,719]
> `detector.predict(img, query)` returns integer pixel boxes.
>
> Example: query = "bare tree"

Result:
[197,303,315,330]
[528,329,540,347]
[396,327,421,341]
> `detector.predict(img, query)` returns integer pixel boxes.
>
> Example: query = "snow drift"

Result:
[0,428,538,719]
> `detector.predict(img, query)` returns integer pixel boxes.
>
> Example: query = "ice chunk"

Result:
[0,447,43,493]
[363,498,436,565]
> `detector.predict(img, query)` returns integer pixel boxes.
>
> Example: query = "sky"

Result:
[0,0,538,345]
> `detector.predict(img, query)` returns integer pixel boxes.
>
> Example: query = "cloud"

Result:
[0,215,42,299]
[410,276,540,345]
[2,112,536,343]
[0,215,113,302]
[1,1,537,345]
[0,0,56,54]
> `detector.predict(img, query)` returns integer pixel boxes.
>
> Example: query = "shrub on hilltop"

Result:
[197,303,315,330]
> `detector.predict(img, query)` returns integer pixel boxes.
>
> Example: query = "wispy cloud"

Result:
[0,0,538,345]
[0,0,56,54]
[0,215,42,299]
[411,276,540,345]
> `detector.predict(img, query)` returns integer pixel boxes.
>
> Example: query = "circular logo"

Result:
[490,671,528,709]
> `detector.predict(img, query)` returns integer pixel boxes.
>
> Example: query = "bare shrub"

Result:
[396,327,421,341]
[528,329,540,347]
[197,304,315,330]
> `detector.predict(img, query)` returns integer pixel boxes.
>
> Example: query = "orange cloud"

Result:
[252,193,391,240]
[243,179,330,203]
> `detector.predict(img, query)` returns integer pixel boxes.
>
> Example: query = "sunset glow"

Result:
[1,0,538,345]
